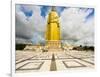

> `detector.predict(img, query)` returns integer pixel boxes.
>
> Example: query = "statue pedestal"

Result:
[46,41,62,51]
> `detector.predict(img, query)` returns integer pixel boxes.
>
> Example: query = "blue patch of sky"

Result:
[56,6,67,16]
[86,8,94,20]
[79,8,89,12]
[18,4,94,20]
[20,5,33,17]
[19,5,67,18]
[79,8,94,22]
[40,5,67,18]
[40,6,50,18]
[19,4,94,22]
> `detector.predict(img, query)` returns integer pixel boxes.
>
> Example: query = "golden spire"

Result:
[51,6,56,11]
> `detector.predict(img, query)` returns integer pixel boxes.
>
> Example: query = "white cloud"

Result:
[28,6,46,44]
[16,12,33,38]
[29,6,47,32]
[16,37,32,44]
[60,8,94,46]
[16,5,46,44]
[16,5,34,44]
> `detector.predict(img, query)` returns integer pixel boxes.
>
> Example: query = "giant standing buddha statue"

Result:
[45,6,61,49]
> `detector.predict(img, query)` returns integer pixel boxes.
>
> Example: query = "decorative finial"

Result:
[51,6,56,11]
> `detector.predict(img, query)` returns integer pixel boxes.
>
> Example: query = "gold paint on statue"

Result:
[45,6,61,49]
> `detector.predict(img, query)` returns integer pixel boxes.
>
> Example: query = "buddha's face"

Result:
[50,12,59,22]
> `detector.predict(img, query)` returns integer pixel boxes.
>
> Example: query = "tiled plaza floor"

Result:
[16,50,94,73]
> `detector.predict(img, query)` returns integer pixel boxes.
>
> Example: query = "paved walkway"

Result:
[16,50,94,73]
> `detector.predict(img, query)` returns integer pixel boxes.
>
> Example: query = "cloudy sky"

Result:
[15,4,94,46]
